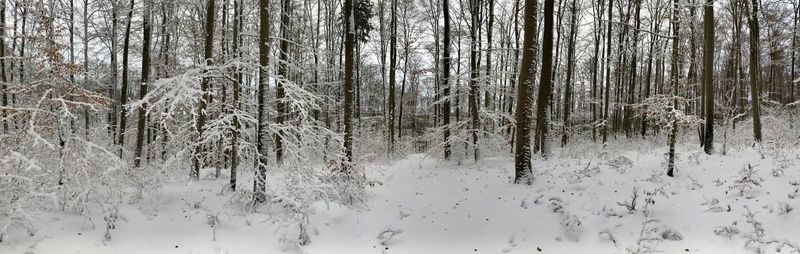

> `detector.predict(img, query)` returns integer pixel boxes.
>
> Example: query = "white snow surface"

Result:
[2,144,799,254]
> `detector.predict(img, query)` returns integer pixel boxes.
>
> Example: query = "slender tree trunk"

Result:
[134,0,152,167]
[746,0,762,142]
[275,0,291,165]
[591,1,603,142]
[442,0,452,160]
[109,0,119,140]
[388,0,397,154]
[601,0,613,144]
[0,0,7,133]
[229,0,242,190]
[514,0,538,185]
[469,0,480,161]
[667,0,680,177]
[702,0,714,154]
[254,0,270,203]
[533,0,554,157]
[117,0,135,157]
[191,0,215,178]
[560,0,577,147]
[343,0,356,163]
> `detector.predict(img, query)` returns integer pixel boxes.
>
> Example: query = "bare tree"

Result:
[513,0,538,185]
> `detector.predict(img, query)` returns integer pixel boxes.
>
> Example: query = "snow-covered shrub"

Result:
[607,156,633,173]
[626,219,664,254]
[729,164,763,197]
[547,197,582,240]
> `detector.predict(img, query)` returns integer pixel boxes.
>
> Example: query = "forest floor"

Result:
[1,142,799,254]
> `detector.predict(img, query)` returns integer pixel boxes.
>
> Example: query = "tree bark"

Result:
[514,0,538,185]
[117,0,135,157]
[560,0,577,147]
[702,0,714,154]
[134,0,153,167]
[276,0,291,165]
[254,0,270,203]
[746,0,762,142]
[442,0,452,160]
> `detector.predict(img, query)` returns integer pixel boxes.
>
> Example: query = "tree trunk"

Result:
[667,0,680,177]
[229,0,242,191]
[442,0,451,160]
[702,0,714,154]
[469,0,480,161]
[276,0,291,165]
[134,0,152,167]
[601,0,613,144]
[513,0,538,185]
[746,0,762,142]
[388,0,397,154]
[254,0,270,203]
[343,0,356,163]
[117,0,134,157]
[560,0,577,147]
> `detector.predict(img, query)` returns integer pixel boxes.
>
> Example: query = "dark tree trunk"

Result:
[533,0,554,156]
[254,0,270,203]
[514,0,538,185]
[469,0,480,161]
[276,0,291,165]
[702,0,714,154]
[134,0,153,167]
[388,0,397,154]
[746,0,762,142]
[560,0,577,147]
[442,0,451,160]
[117,0,135,157]
[343,0,356,163]
[601,0,613,144]
[230,0,242,191]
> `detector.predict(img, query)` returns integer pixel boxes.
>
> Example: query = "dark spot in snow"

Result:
[685,248,690,252]
[175,245,179,248]
[77,232,82,235]
[570,192,574,196]
[474,249,478,251]
[385,247,389,250]
[537,247,542,252]
[485,218,489,221]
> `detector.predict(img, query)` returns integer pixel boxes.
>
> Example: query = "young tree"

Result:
[702,0,714,154]
[667,0,680,177]
[746,0,762,142]
[255,0,270,203]
[191,0,216,179]
[513,0,538,185]
[601,0,613,144]
[134,0,153,167]
[468,0,480,161]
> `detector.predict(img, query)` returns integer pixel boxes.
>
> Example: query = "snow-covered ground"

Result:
[2,142,799,254]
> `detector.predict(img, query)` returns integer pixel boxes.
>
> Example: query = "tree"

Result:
[667,0,680,177]
[275,0,291,165]
[229,0,242,191]
[255,0,270,203]
[702,0,714,154]
[513,0,538,185]
[388,0,397,155]
[746,0,762,143]
[343,0,356,163]
[191,0,216,179]
[0,0,7,133]
[117,0,134,157]
[134,0,153,167]
[560,0,577,147]
[533,0,554,156]
[468,0,480,161]
[442,0,452,160]
[601,0,613,144]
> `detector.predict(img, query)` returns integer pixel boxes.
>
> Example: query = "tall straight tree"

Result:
[134,0,153,167]
[601,0,613,144]
[560,0,577,147]
[702,0,714,154]
[192,0,216,179]
[229,0,242,190]
[0,0,7,133]
[533,0,554,155]
[667,0,680,177]
[513,0,538,185]
[117,0,134,157]
[388,0,397,155]
[442,0,452,160]
[342,0,356,163]
[468,0,480,161]
[255,0,270,203]
[746,0,762,142]
[275,0,291,165]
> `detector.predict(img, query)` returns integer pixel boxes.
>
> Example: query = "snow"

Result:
[1,143,799,254]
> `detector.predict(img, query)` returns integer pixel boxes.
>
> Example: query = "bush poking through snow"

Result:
[607,156,633,173]
[729,164,763,197]
[626,219,664,254]
[102,205,119,242]
[548,197,582,240]
[714,223,740,239]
